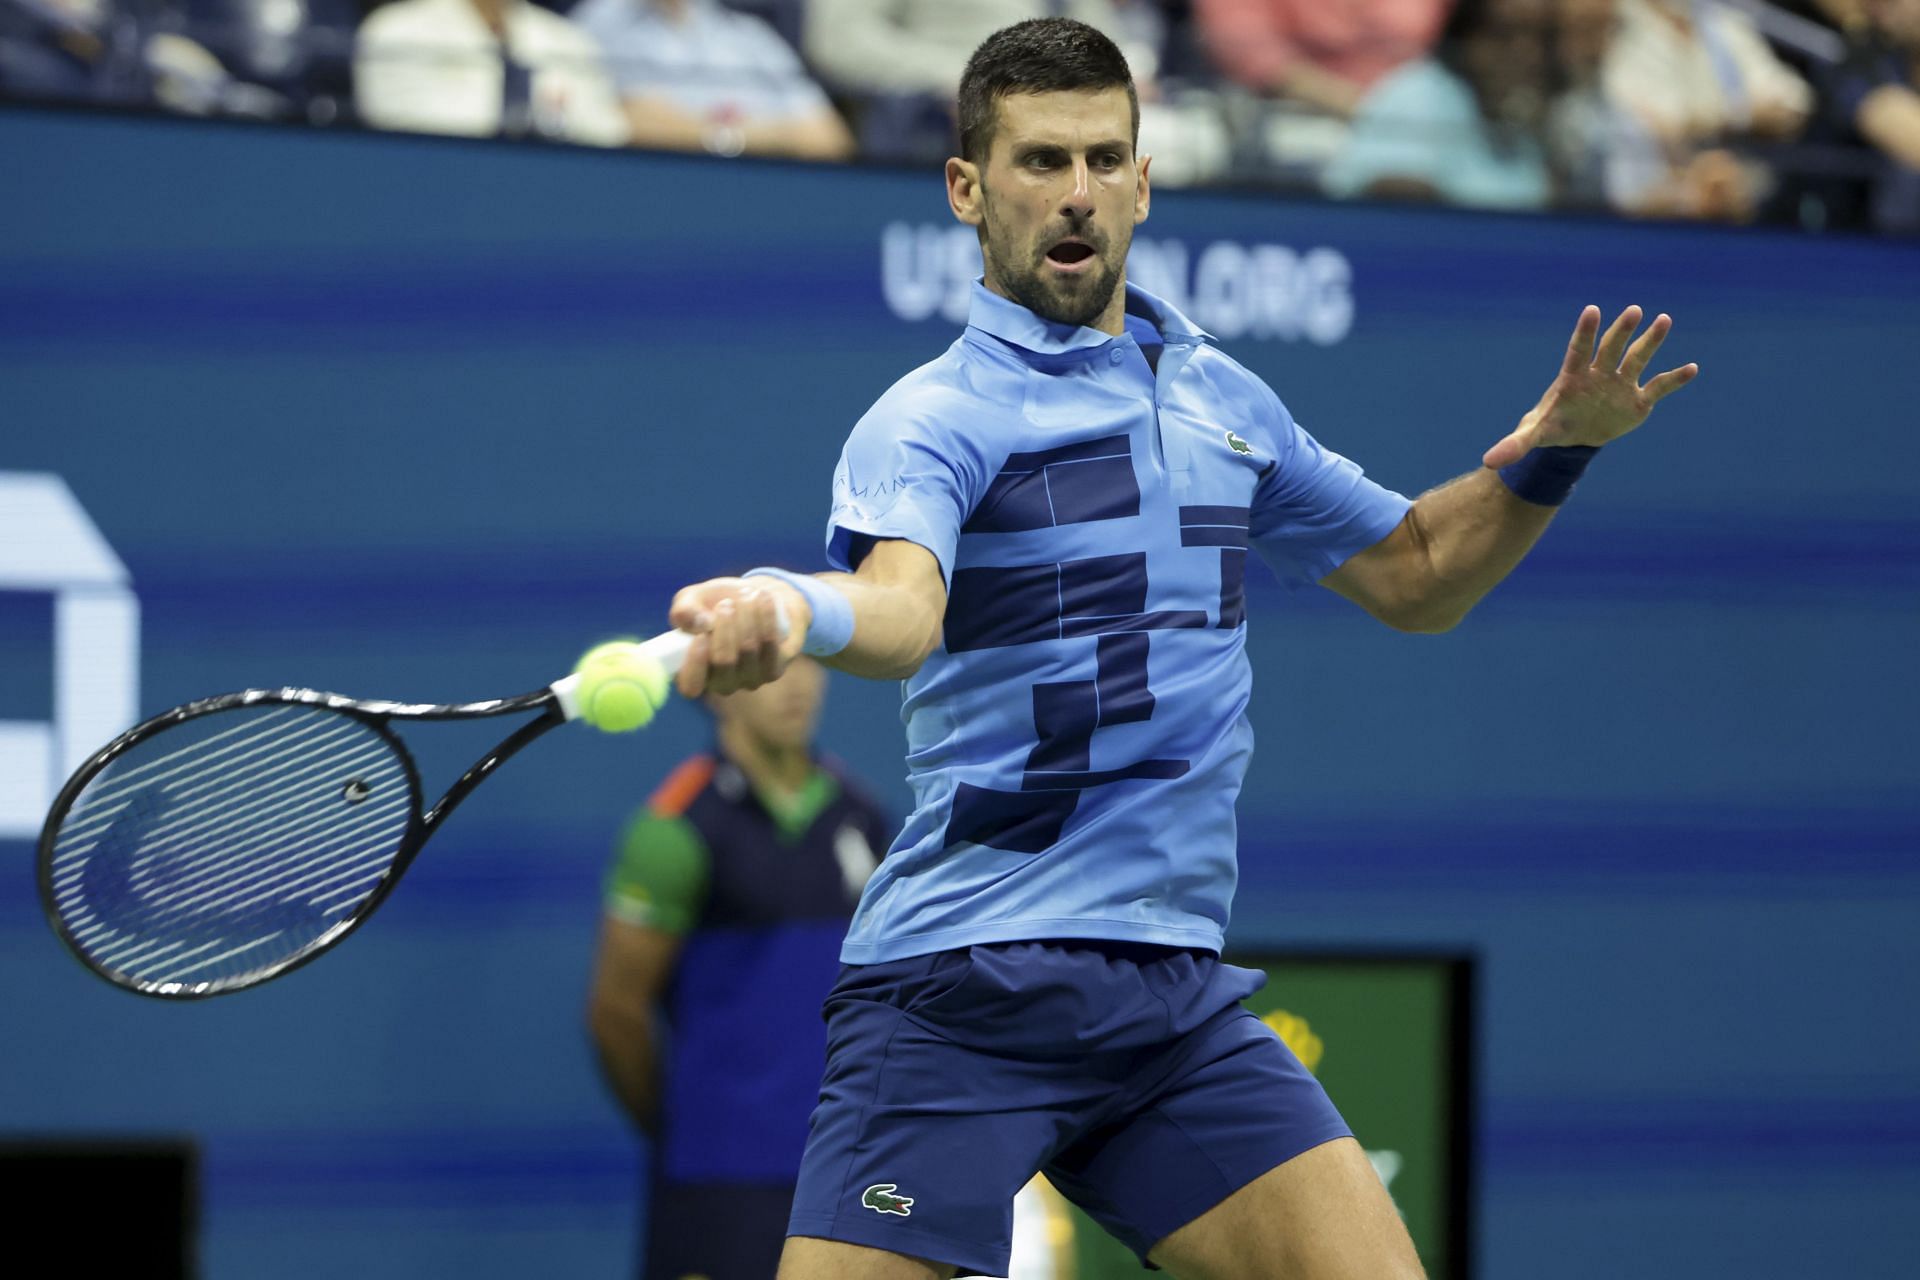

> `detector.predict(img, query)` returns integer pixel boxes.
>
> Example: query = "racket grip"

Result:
[636,628,695,673]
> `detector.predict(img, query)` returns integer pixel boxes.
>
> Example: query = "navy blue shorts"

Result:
[786,939,1351,1275]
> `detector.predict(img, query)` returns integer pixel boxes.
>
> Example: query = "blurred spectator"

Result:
[804,0,1159,99]
[1605,0,1812,141]
[355,0,628,145]
[1191,0,1448,119]
[0,0,271,113]
[1,0,154,105]
[1601,0,1812,218]
[570,0,854,160]
[183,0,358,122]
[1322,0,1555,209]
[801,0,1164,163]
[1801,0,1920,231]
[1543,0,1669,210]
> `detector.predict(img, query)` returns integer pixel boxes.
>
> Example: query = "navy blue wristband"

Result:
[743,568,854,657]
[1498,445,1598,507]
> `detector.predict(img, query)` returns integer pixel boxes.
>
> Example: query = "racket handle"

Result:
[635,628,696,673]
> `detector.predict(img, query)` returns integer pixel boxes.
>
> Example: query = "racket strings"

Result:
[47,705,414,991]
[52,719,383,883]
[69,777,396,953]
[60,705,312,817]
[57,708,355,840]
[59,730,397,908]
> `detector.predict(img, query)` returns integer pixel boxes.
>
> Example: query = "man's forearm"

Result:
[1398,468,1558,632]
[589,1009,661,1132]
[811,568,943,680]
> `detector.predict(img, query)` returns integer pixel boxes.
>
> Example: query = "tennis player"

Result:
[667,18,1697,1280]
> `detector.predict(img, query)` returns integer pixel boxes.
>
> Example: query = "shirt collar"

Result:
[965,278,1210,357]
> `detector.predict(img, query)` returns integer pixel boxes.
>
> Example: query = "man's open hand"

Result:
[1483,305,1699,469]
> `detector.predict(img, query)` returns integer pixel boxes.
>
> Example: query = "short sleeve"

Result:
[603,813,709,933]
[826,404,980,583]
[1248,389,1411,589]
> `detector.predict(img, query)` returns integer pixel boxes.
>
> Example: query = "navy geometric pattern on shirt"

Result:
[946,554,1209,652]
[961,434,1141,534]
[946,633,1188,853]
[1179,505,1251,630]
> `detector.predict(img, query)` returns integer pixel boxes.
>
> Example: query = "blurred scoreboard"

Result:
[1065,951,1473,1279]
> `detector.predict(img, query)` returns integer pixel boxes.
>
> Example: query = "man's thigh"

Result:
[1045,1005,1353,1265]
[1149,1137,1426,1280]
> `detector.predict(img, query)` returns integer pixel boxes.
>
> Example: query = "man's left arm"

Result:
[1323,305,1698,633]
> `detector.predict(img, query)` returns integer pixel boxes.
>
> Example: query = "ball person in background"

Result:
[665,17,1697,1280]
[585,656,892,1280]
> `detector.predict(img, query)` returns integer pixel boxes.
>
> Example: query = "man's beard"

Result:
[985,215,1127,329]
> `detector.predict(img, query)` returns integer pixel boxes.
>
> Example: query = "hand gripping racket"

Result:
[36,631,692,999]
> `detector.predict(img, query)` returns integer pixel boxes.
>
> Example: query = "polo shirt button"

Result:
[1109,348,1124,364]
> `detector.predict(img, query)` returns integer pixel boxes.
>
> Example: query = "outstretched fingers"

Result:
[1561,305,1602,374]
[1643,362,1701,404]
[1622,313,1672,380]
[1595,304,1644,370]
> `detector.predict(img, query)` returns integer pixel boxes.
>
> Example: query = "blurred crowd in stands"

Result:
[4,0,1917,234]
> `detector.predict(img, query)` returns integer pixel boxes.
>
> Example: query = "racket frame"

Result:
[36,684,562,1000]
[37,628,691,998]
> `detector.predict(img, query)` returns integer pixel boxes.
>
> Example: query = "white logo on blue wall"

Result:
[0,473,140,839]
[879,222,1355,345]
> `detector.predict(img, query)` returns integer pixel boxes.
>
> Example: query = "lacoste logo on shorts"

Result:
[861,1183,915,1217]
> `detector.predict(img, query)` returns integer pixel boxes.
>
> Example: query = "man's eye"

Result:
[1026,154,1059,169]
[1096,153,1123,169]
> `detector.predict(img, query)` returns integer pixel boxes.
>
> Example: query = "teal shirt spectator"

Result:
[1323,57,1551,211]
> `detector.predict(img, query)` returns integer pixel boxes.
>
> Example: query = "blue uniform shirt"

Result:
[827,281,1411,964]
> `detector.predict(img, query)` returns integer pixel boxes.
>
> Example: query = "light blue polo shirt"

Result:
[827,280,1410,964]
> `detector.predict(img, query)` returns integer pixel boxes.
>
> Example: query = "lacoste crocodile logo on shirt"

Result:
[861,1183,915,1216]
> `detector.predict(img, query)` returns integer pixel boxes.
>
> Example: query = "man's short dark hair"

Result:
[956,18,1139,164]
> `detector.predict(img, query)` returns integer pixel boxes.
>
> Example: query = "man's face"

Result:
[948,87,1150,333]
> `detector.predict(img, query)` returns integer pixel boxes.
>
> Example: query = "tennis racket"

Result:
[36,630,692,1000]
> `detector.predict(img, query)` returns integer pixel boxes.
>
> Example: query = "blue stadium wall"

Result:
[2,106,1916,1279]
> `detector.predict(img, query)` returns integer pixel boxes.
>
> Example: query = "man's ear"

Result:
[1135,152,1152,226]
[947,156,985,227]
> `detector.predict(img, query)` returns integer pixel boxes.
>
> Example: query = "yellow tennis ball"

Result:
[573,641,669,733]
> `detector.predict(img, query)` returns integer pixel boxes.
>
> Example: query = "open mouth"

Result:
[1046,240,1096,267]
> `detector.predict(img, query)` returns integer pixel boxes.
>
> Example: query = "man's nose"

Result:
[1061,158,1094,219]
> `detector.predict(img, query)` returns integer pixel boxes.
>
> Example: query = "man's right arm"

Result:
[669,538,947,697]
[586,918,682,1132]
[586,807,706,1131]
